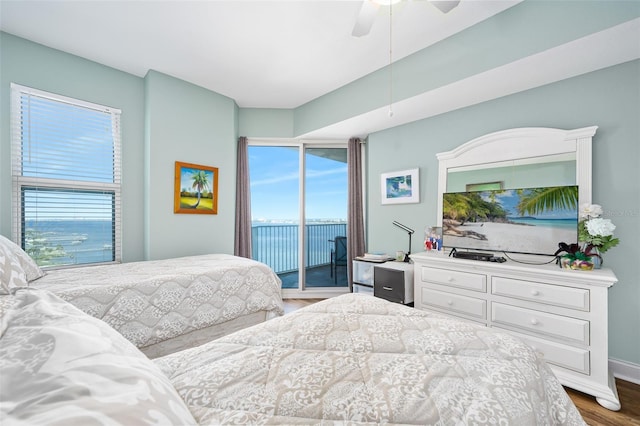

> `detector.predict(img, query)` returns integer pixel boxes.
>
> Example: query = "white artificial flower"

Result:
[586,218,616,237]
[579,203,603,220]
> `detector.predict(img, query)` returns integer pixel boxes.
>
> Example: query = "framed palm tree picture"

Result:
[174,161,219,214]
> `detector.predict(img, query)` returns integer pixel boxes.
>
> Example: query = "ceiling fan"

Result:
[352,0,461,37]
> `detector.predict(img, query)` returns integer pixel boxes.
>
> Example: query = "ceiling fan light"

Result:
[430,1,461,14]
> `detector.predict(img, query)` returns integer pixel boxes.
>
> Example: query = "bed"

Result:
[0,288,586,425]
[0,235,284,358]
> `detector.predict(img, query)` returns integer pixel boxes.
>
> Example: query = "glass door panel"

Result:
[248,145,300,289]
[304,147,348,288]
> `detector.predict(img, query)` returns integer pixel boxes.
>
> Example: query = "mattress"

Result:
[32,254,284,352]
[154,293,585,425]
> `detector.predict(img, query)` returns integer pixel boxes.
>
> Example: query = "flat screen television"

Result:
[442,185,579,256]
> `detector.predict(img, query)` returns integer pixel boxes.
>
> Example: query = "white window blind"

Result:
[11,83,122,267]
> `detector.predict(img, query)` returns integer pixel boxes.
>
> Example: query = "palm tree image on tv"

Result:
[443,186,579,255]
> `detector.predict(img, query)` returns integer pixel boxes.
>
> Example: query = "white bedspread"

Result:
[155,293,586,425]
[32,254,284,350]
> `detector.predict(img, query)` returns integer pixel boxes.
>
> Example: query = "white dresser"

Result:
[411,251,620,410]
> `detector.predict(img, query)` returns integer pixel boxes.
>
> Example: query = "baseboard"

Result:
[610,358,640,385]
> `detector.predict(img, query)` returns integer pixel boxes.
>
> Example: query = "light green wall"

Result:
[0,32,146,262]
[144,70,237,260]
[0,34,239,262]
[238,108,294,138]
[366,60,640,364]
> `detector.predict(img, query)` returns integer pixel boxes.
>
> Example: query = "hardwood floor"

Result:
[565,380,640,425]
[282,298,640,425]
[283,298,324,314]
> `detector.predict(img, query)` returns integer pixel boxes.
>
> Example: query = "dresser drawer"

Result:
[492,303,589,345]
[494,327,590,375]
[420,287,486,319]
[492,277,589,311]
[420,267,486,292]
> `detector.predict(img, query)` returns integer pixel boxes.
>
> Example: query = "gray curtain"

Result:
[234,137,252,258]
[347,137,366,290]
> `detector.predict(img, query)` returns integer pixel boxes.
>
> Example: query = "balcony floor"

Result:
[279,263,348,289]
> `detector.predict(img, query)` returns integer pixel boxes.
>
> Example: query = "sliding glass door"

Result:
[304,147,348,288]
[248,141,347,293]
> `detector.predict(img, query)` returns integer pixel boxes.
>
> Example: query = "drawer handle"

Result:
[382,286,393,291]
[447,300,453,306]
[447,276,455,282]
[531,290,540,296]
[530,318,539,325]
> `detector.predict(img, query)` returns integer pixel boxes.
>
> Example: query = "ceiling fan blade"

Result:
[429,0,461,14]
[352,0,380,37]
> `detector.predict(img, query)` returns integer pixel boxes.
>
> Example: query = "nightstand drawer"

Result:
[420,288,486,319]
[496,327,590,374]
[374,280,404,303]
[374,264,413,304]
[420,267,486,292]
[353,260,374,286]
[492,303,589,345]
[492,277,589,311]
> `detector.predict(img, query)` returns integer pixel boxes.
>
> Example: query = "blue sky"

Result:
[248,146,347,221]
[21,94,116,221]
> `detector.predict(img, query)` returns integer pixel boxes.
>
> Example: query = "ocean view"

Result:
[25,220,346,273]
[507,217,577,229]
[25,220,115,266]
[251,222,346,273]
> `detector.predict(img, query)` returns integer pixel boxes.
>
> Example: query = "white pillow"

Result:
[0,239,29,295]
[0,289,198,426]
[0,234,45,283]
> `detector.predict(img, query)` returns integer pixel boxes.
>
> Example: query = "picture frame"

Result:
[174,161,219,214]
[380,168,420,205]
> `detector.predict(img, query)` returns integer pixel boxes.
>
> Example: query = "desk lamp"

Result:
[392,221,414,262]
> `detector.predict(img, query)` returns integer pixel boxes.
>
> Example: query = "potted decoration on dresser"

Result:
[555,242,595,270]
[577,203,619,268]
[555,203,620,270]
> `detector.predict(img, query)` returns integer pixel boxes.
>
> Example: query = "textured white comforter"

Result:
[155,293,586,425]
[32,254,284,350]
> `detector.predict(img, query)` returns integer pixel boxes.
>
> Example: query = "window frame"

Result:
[10,83,122,268]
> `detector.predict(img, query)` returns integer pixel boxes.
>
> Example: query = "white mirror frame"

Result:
[436,126,597,226]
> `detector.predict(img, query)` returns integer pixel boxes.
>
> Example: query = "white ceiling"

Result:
[0,0,520,108]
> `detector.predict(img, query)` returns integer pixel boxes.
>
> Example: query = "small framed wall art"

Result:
[174,161,219,214]
[380,168,420,205]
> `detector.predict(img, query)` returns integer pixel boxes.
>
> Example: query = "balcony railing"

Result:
[252,223,347,274]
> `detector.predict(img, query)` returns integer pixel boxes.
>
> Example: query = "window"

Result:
[10,84,121,267]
